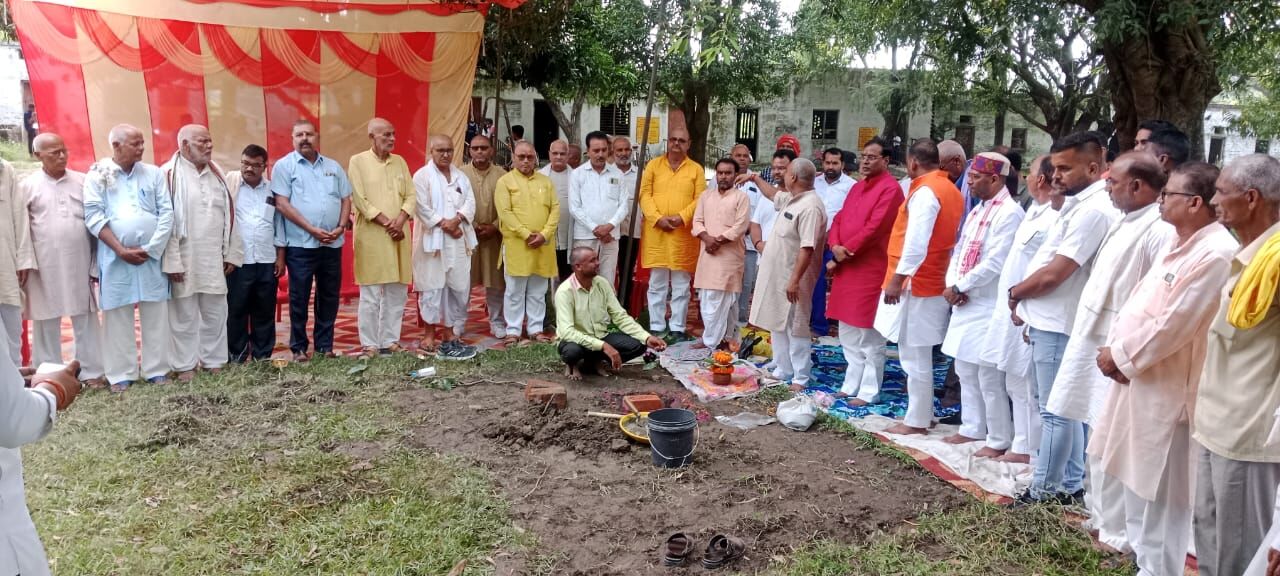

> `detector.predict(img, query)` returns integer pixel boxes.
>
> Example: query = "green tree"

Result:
[480,0,648,145]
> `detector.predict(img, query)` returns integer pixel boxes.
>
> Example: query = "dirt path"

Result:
[399,367,966,575]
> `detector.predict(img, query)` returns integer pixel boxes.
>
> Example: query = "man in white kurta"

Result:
[731,144,764,323]
[162,125,243,380]
[0,359,83,576]
[1046,151,1170,546]
[939,153,1024,456]
[19,134,103,385]
[875,140,965,436]
[84,124,175,390]
[569,131,630,287]
[413,134,478,360]
[541,139,573,276]
[691,159,751,349]
[1093,162,1238,576]
[0,158,31,366]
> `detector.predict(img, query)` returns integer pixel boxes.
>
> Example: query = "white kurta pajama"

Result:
[568,163,630,287]
[0,352,60,576]
[980,201,1056,455]
[940,188,1023,448]
[1091,223,1237,576]
[0,160,32,366]
[1048,202,1173,551]
[874,187,952,430]
[162,155,243,372]
[413,163,477,335]
[83,159,174,385]
[19,169,104,380]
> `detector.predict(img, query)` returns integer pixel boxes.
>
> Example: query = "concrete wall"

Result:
[1203,104,1279,164]
[0,43,30,142]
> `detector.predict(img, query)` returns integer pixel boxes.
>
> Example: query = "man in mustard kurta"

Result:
[461,134,508,338]
[349,118,414,357]
[495,141,559,345]
[640,126,704,339]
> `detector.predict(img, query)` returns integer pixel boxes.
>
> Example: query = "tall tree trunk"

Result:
[542,88,588,145]
[994,107,1006,147]
[1095,18,1218,159]
[680,82,713,166]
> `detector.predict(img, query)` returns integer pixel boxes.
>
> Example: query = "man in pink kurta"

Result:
[827,137,904,404]
[1093,162,1238,576]
[17,133,104,386]
[691,159,751,349]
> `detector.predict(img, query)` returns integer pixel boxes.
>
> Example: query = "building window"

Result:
[1257,139,1271,154]
[1010,128,1028,151]
[599,103,631,138]
[811,110,839,141]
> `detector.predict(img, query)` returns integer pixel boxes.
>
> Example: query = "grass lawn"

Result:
[22,346,1131,575]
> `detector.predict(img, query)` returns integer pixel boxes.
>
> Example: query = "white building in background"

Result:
[1204,102,1277,164]
[0,43,32,143]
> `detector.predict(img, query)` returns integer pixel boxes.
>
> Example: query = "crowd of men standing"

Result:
[0,115,1278,575]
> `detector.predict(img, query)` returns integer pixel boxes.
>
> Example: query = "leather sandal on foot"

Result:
[661,532,691,567]
[701,534,745,569]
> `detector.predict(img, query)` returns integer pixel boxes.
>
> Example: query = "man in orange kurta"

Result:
[690,158,751,349]
[639,127,704,339]
[1093,163,1238,576]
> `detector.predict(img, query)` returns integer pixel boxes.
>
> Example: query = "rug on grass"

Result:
[659,340,775,402]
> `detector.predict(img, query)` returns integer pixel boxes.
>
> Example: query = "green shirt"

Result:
[554,274,651,351]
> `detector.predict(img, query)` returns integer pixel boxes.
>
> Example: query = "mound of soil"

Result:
[399,370,966,575]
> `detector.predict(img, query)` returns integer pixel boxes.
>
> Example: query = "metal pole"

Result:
[618,0,669,307]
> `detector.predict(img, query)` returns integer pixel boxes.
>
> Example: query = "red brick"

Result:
[623,394,664,413]
[525,380,567,409]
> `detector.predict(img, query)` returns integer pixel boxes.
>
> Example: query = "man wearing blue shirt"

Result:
[270,120,352,361]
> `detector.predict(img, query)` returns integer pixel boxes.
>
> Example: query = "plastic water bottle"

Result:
[410,366,437,378]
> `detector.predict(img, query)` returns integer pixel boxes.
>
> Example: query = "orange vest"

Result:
[883,170,964,297]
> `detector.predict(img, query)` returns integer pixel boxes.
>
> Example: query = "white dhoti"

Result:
[698,289,738,347]
[1123,423,1192,576]
[1087,453,1133,553]
[837,323,886,402]
[32,314,104,380]
[770,306,813,387]
[573,238,620,288]
[358,283,409,348]
[955,359,1013,450]
[1004,364,1040,455]
[0,304,22,367]
[415,239,472,336]
[102,301,169,384]
[647,267,691,332]
[875,291,949,429]
[503,273,549,337]
[169,293,229,372]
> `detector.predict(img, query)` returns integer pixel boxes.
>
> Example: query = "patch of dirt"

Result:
[131,412,206,450]
[400,368,967,575]
[164,393,230,417]
[305,388,349,404]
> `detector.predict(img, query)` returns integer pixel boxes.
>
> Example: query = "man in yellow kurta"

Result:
[495,141,559,345]
[461,134,508,338]
[348,118,414,357]
[639,126,704,339]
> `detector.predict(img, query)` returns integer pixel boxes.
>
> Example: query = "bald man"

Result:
[413,134,478,360]
[349,118,414,357]
[162,124,243,380]
[19,134,104,386]
[541,139,574,278]
[84,124,174,390]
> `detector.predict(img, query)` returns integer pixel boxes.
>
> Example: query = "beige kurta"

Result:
[461,162,507,289]
[1090,222,1238,505]
[749,190,827,334]
[0,160,33,308]
[161,155,242,298]
[349,150,414,286]
[691,187,751,292]
[19,170,96,320]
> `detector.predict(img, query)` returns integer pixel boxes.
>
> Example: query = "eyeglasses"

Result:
[1159,189,1198,200]
[668,137,689,144]
[514,154,537,160]
[859,154,885,162]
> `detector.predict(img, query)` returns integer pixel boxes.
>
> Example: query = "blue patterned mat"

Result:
[799,341,959,421]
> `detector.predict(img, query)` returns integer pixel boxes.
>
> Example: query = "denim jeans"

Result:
[809,248,833,335]
[738,250,759,323]
[285,247,341,355]
[1029,327,1086,498]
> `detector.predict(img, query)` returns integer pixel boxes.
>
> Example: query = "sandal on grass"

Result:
[662,532,691,567]
[701,534,745,569]
[500,335,520,348]
[533,333,555,343]
[109,381,130,394]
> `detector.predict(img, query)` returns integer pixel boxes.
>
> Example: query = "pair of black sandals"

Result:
[662,533,745,569]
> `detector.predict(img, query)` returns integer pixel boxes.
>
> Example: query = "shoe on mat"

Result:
[701,534,745,569]
[662,532,691,567]
[437,340,477,361]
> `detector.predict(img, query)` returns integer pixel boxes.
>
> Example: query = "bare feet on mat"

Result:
[846,398,870,407]
[974,446,1006,458]
[942,433,982,445]
[564,365,582,381]
[690,341,707,350]
[995,452,1031,464]
[884,422,928,436]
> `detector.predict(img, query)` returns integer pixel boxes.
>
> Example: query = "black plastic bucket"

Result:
[647,408,698,468]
